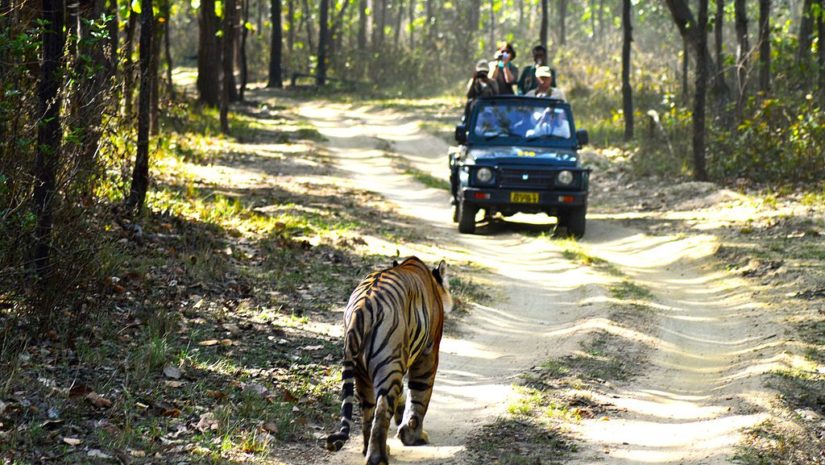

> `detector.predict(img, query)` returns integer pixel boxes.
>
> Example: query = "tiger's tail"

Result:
[326,329,360,451]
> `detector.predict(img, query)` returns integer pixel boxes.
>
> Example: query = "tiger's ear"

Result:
[392,259,399,267]
[432,260,447,285]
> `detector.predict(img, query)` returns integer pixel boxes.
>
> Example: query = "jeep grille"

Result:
[499,168,558,189]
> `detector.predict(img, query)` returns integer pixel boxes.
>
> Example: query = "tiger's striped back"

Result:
[326,257,452,464]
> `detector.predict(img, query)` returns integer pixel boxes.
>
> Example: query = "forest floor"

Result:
[1,86,824,465]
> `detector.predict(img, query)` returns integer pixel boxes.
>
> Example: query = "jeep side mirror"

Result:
[576,129,589,148]
[455,124,467,144]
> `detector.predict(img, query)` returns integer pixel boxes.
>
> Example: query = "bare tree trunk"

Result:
[268,0,283,87]
[715,0,724,80]
[317,0,329,85]
[163,0,174,99]
[693,0,709,181]
[287,0,294,54]
[198,0,221,106]
[106,0,119,78]
[409,0,415,49]
[622,0,633,140]
[358,0,367,48]
[734,0,749,110]
[127,0,153,212]
[558,0,566,45]
[682,36,690,101]
[221,0,236,133]
[124,10,137,116]
[33,0,65,280]
[240,0,249,97]
[301,0,315,51]
[540,0,548,50]
[590,0,596,38]
[393,0,404,49]
[518,0,524,31]
[489,0,494,47]
[150,6,162,135]
[818,0,825,95]
[758,0,770,92]
[797,0,814,63]
[598,0,604,39]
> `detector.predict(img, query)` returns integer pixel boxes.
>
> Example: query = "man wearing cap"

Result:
[464,59,499,122]
[517,45,548,95]
[525,66,566,101]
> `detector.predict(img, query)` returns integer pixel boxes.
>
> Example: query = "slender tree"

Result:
[317,0,329,85]
[127,0,154,212]
[540,0,548,50]
[358,0,367,49]
[758,0,770,92]
[715,0,724,78]
[163,0,175,99]
[288,0,295,54]
[268,0,283,87]
[198,0,221,106]
[124,11,137,116]
[734,0,749,107]
[818,0,825,94]
[694,0,709,181]
[33,0,66,279]
[622,0,633,140]
[682,37,689,101]
[221,0,237,133]
[559,0,567,45]
[798,0,814,64]
[149,3,162,135]
[240,0,250,97]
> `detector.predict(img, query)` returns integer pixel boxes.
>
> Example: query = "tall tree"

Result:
[797,0,814,63]
[149,3,162,135]
[715,0,724,78]
[558,0,567,45]
[818,0,825,94]
[268,0,283,87]
[734,0,749,106]
[127,0,154,212]
[317,0,329,85]
[163,0,174,99]
[358,0,367,49]
[622,0,633,140]
[694,0,709,181]
[124,11,137,116]
[288,0,295,54]
[240,0,250,98]
[758,0,770,92]
[33,0,66,279]
[198,0,221,106]
[540,0,548,50]
[221,0,237,133]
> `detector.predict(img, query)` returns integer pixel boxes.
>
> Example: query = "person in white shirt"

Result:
[525,66,565,101]
[525,107,571,139]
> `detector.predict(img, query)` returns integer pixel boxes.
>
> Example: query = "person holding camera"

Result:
[464,59,498,121]
[518,45,549,95]
[491,42,518,95]
[525,66,565,100]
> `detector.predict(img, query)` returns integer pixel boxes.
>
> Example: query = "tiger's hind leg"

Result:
[366,366,404,465]
[397,352,437,446]
[355,374,375,456]
[393,387,406,427]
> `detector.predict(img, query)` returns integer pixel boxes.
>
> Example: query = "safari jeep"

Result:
[449,95,591,237]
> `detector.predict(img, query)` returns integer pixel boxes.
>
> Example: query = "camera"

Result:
[494,51,509,61]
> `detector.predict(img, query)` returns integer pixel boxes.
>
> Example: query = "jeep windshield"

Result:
[469,97,576,148]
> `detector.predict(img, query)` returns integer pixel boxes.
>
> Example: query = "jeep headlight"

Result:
[556,170,574,186]
[476,167,494,184]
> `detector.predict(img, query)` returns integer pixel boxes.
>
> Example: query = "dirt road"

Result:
[297,101,785,465]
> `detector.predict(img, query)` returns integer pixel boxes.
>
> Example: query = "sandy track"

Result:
[297,102,782,465]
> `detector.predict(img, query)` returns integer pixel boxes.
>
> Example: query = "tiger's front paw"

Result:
[326,432,348,451]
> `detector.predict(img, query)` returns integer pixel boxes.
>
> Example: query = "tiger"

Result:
[325,256,453,465]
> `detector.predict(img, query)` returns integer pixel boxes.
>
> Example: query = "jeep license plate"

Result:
[510,192,539,203]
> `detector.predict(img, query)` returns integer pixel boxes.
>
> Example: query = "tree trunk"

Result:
[622,0,633,140]
[797,0,814,63]
[268,0,283,87]
[818,0,825,94]
[33,0,65,280]
[124,10,137,116]
[758,0,770,92]
[489,0,494,48]
[150,6,162,135]
[198,0,221,106]
[540,0,548,50]
[590,0,596,38]
[316,0,329,85]
[221,0,236,133]
[715,0,723,78]
[288,0,294,53]
[518,0,524,31]
[163,0,174,99]
[76,0,108,194]
[226,0,239,101]
[409,0,415,49]
[558,0,566,45]
[106,0,119,77]
[682,36,690,101]
[734,0,749,108]
[127,0,153,212]
[693,0,709,181]
[393,0,404,49]
[358,0,367,49]
[664,0,730,109]
[240,0,249,97]
[301,0,315,52]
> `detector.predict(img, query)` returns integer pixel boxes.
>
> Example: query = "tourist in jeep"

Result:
[525,66,565,100]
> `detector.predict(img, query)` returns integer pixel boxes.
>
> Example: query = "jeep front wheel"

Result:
[458,201,478,234]
[558,206,586,238]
